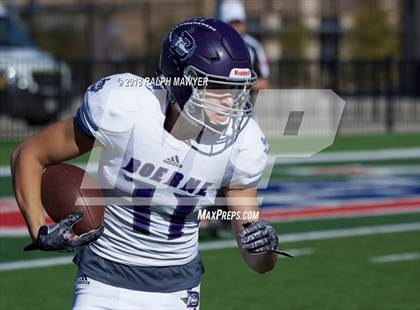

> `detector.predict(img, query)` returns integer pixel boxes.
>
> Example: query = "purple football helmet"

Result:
[159,17,257,136]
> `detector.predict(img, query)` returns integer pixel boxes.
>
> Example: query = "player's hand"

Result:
[23,210,104,252]
[240,221,292,257]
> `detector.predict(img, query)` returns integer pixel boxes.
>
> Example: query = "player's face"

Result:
[182,78,253,136]
[201,89,234,125]
[198,83,247,126]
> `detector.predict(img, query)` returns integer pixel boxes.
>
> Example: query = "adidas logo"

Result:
[163,155,183,168]
[76,275,90,286]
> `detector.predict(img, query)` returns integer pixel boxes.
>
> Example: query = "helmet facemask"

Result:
[178,65,256,138]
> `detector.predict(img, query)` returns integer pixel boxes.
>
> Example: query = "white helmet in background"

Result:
[0,3,8,17]
[219,0,246,23]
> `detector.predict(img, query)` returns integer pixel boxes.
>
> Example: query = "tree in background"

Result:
[344,3,400,59]
[274,18,314,88]
[278,18,312,59]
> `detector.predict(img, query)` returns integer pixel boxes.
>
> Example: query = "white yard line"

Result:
[0,162,94,177]
[270,148,420,164]
[1,222,420,272]
[0,248,313,272]
[370,252,420,264]
[267,208,420,223]
[0,166,10,177]
[0,205,18,213]
[0,256,73,271]
[283,248,314,257]
[0,228,28,237]
[279,222,420,243]
[198,222,420,250]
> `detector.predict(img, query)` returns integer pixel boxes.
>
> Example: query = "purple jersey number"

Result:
[168,193,199,239]
[132,183,198,239]
[132,184,155,235]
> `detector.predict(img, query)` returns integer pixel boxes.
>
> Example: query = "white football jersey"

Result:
[75,73,269,266]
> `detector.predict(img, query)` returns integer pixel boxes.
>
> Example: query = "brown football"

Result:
[41,163,105,235]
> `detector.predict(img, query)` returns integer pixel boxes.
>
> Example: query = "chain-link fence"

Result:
[1,0,419,140]
[1,58,420,140]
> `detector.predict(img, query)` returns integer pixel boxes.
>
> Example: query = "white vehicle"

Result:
[0,4,71,125]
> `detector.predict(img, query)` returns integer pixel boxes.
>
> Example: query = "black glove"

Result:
[24,209,104,252]
[240,221,292,257]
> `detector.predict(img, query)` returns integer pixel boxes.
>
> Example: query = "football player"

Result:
[220,0,270,91]
[11,18,283,309]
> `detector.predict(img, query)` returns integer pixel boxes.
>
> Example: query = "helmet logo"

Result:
[169,31,197,60]
[229,68,251,78]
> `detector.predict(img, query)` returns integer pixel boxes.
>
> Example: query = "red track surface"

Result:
[2,197,420,230]
[261,198,420,220]
[0,199,53,228]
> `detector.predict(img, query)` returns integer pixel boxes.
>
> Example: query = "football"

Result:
[41,163,105,235]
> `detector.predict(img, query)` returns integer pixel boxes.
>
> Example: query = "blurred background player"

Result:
[220,0,270,91]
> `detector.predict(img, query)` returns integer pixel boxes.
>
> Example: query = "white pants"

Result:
[72,271,200,310]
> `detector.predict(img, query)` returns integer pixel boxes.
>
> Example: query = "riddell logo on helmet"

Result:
[229,68,251,78]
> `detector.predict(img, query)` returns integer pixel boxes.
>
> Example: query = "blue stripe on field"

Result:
[259,176,420,209]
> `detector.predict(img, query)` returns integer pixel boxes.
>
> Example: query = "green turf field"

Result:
[1,213,420,310]
[1,132,419,166]
[1,133,419,309]
[203,230,420,310]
